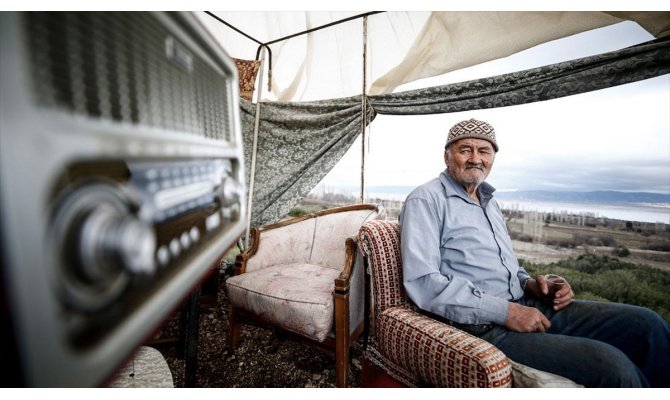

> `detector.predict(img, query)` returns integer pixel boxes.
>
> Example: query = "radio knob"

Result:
[218,176,241,207]
[52,182,157,312]
[81,208,156,276]
[80,205,157,278]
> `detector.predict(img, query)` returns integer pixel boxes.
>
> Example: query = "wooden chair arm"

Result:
[232,228,260,275]
[335,235,358,294]
[233,253,247,275]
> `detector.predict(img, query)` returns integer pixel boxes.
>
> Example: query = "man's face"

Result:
[444,138,495,189]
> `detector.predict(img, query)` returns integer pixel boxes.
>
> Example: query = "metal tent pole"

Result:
[244,47,266,249]
[360,16,368,204]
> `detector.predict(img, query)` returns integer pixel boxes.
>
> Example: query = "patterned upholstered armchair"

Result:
[225,204,385,387]
[358,220,581,388]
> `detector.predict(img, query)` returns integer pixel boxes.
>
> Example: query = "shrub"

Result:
[546,238,577,248]
[613,245,630,257]
[510,231,534,242]
[644,242,670,252]
[520,254,670,323]
[288,207,310,217]
[287,204,329,217]
[599,235,618,247]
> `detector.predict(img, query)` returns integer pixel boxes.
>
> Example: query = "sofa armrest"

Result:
[376,306,512,387]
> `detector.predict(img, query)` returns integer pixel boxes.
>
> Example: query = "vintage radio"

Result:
[0,12,246,387]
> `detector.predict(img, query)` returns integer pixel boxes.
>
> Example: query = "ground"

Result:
[153,265,363,388]
[153,238,666,388]
[511,240,580,265]
[512,239,670,272]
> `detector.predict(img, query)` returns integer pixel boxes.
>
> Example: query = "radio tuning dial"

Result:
[218,176,241,207]
[52,182,157,312]
[80,206,157,277]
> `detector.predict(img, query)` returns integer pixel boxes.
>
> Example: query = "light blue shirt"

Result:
[398,169,530,325]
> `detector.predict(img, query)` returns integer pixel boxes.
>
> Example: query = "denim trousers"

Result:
[477,298,670,388]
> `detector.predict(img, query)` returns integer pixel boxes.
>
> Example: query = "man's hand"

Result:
[505,302,551,333]
[524,274,575,311]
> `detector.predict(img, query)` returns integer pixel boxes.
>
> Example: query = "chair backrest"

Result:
[245,204,383,273]
[246,217,317,272]
[310,204,383,270]
[358,220,413,315]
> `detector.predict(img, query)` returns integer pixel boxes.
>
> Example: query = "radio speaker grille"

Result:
[24,12,232,141]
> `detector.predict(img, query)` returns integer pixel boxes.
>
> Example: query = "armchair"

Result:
[357,220,581,388]
[225,204,385,387]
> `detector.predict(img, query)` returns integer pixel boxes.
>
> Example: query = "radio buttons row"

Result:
[156,226,202,267]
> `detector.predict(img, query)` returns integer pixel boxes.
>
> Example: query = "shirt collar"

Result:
[439,169,496,206]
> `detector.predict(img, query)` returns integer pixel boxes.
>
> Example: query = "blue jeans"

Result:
[478,298,670,387]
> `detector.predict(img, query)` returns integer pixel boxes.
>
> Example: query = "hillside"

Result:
[355,186,670,206]
[494,190,670,205]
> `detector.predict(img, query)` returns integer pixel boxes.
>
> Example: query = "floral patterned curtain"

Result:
[241,37,670,228]
[239,97,375,227]
[370,36,670,114]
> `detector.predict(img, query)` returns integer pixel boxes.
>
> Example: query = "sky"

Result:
[318,20,670,195]
[9,4,666,195]
[11,4,668,197]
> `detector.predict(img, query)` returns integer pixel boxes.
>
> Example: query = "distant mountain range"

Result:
[493,190,670,205]
[363,186,670,205]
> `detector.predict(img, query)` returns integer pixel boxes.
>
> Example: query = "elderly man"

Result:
[398,118,670,387]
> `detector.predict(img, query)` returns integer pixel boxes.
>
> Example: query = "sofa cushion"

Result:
[226,263,341,342]
[510,360,583,388]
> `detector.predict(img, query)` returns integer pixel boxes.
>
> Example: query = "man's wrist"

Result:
[522,278,538,297]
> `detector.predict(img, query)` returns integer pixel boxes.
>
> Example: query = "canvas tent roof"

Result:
[193,11,670,234]
[198,11,670,102]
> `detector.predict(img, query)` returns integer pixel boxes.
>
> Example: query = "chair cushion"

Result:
[509,360,583,388]
[225,263,341,342]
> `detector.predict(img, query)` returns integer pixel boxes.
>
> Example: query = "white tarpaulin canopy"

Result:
[192,11,670,232]
[198,11,670,101]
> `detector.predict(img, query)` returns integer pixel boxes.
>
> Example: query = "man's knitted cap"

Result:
[445,118,498,152]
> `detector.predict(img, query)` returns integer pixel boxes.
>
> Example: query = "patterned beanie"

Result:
[445,118,498,152]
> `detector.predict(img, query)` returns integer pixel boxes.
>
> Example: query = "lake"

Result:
[496,200,669,224]
[362,190,669,224]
